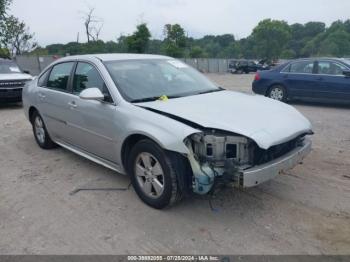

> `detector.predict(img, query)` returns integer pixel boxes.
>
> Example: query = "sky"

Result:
[9,0,350,46]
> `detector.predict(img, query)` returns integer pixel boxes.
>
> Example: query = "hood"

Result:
[0,73,33,81]
[138,91,312,149]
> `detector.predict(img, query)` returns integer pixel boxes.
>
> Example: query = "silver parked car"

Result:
[23,54,313,209]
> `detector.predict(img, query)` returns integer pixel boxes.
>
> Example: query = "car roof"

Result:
[59,53,172,62]
[292,57,348,63]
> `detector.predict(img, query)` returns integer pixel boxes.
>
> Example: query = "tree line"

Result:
[1,1,350,61]
[0,0,36,58]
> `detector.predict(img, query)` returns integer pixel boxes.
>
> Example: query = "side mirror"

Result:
[23,70,31,75]
[343,70,350,77]
[79,87,104,101]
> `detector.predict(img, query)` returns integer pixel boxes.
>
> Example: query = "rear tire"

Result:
[31,111,57,149]
[267,85,287,102]
[127,139,185,209]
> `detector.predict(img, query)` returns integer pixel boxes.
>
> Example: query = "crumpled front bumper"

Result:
[239,138,312,187]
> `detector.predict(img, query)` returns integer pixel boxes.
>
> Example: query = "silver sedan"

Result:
[23,54,313,209]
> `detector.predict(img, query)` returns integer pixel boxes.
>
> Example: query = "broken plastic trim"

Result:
[184,138,216,195]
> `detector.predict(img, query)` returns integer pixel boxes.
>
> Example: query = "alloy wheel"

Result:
[134,152,165,199]
[34,116,45,144]
[269,87,284,101]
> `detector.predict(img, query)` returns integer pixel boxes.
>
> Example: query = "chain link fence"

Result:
[14,56,59,76]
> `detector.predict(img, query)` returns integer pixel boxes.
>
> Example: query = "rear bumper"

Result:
[252,81,262,95]
[252,81,265,95]
[0,88,22,102]
[239,138,312,187]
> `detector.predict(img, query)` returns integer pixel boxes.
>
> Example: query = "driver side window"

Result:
[318,61,347,76]
[73,62,113,103]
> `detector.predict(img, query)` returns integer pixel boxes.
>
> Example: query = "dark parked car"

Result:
[0,59,32,103]
[252,58,350,103]
[229,60,270,74]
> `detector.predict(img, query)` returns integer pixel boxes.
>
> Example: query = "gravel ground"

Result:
[0,74,349,255]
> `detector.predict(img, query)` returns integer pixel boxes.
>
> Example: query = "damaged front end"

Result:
[185,130,312,195]
[184,130,254,194]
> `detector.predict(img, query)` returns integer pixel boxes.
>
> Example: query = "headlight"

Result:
[189,131,252,167]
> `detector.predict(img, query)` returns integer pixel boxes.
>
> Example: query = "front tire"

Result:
[128,139,184,209]
[31,111,57,149]
[267,85,287,102]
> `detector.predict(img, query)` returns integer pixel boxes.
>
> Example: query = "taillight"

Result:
[254,72,261,81]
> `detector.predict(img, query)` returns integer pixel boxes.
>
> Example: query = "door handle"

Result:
[317,77,323,81]
[38,93,46,99]
[68,101,77,109]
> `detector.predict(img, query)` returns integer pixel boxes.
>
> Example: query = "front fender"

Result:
[114,103,202,169]
[22,78,38,121]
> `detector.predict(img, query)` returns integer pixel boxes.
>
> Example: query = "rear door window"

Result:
[47,62,74,91]
[289,61,315,74]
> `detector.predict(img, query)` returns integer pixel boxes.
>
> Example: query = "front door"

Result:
[316,60,350,101]
[64,62,118,163]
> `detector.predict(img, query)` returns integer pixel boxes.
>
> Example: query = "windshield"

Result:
[342,59,350,67]
[104,59,220,102]
[0,61,22,74]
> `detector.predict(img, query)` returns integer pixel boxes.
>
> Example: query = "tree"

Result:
[148,39,163,54]
[26,19,350,59]
[0,0,11,21]
[280,49,296,59]
[251,19,291,61]
[0,47,10,58]
[82,6,103,42]
[189,46,206,58]
[215,34,235,48]
[0,0,11,57]
[303,22,325,38]
[318,30,350,57]
[163,24,186,57]
[126,23,151,53]
[1,15,37,56]
[219,43,240,58]
[300,20,350,57]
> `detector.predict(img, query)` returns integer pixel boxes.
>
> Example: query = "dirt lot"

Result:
[0,74,349,255]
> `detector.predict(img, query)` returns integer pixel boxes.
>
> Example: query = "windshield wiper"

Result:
[198,87,225,95]
[130,96,160,103]
[130,88,224,103]
[130,95,184,103]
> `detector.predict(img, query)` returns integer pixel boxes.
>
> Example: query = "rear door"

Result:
[315,60,350,100]
[282,60,320,98]
[64,62,118,162]
[36,62,76,141]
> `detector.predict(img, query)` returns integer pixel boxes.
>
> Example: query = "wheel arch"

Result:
[121,134,155,173]
[121,133,193,197]
[120,132,193,169]
[266,82,288,97]
[28,106,39,123]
